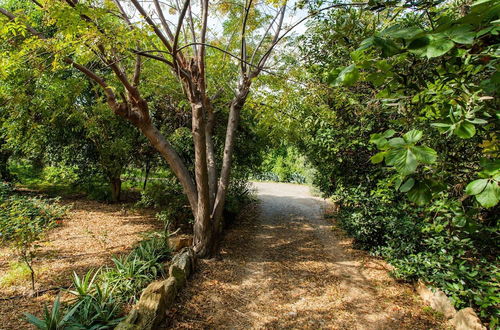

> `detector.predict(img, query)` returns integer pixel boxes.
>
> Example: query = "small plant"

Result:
[25,296,78,330]
[0,193,67,291]
[0,261,31,288]
[26,233,171,329]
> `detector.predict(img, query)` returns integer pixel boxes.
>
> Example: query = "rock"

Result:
[168,235,193,252]
[115,248,195,330]
[169,247,195,288]
[430,289,456,319]
[115,278,178,330]
[452,308,485,330]
[416,281,456,319]
[163,276,177,307]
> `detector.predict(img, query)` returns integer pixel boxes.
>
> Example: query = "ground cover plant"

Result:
[25,232,170,329]
[248,0,499,326]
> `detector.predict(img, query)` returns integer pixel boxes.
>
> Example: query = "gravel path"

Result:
[167,182,443,329]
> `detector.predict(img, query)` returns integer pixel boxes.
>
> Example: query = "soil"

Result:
[166,182,445,329]
[0,199,161,330]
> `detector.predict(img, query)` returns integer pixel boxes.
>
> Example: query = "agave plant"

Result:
[25,296,79,330]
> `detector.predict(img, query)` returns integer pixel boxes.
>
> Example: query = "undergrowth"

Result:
[25,232,171,329]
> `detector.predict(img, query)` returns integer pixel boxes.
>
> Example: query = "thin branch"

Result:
[0,7,46,39]
[173,0,191,54]
[153,0,175,40]
[240,0,253,75]
[133,50,174,67]
[129,0,174,52]
[255,2,368,72]
[250,7,281,66]
[254,3,286,75]
[112,0,133,29]
[188,2,198,56]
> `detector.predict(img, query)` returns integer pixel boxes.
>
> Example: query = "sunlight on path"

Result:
[167,182,442,329]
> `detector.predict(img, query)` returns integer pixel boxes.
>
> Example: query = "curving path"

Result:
[166,182,443,329]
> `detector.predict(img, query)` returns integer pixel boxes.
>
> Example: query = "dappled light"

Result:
[0,0,498,328]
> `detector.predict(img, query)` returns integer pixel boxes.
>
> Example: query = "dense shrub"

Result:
[335,186,499,326]
[224,179,256,222]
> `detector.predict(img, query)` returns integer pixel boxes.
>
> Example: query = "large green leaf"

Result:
[475,181,499,207]
[385,148,418,175]
[381,25,423,39]
[445,25,475,44]
[370,151,385,164]
[408,36,430,50]
[407,182,432,205]
[334,64,359,86]
[373,37,401,57]
[465,179,489,195]
[425,35,455,58]
[454,121,476,138]
[411,146,437,164]
[388,137,406,147]
[399,177,415,192]
[403,130,423,143]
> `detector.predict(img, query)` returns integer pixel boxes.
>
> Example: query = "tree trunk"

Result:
[143,159,151,190]
[191,100,213,257]
[139,122,198,215]
[212,81,251,232]
[110,177,122,202]
[0,150,12,182]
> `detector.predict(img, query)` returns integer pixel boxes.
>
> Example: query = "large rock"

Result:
[169,247,195,288]
[115,277,177,330]
[416,281,456,319]
[168,234,193,252]
[452,308,485,330]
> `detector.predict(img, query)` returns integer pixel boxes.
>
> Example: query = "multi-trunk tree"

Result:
[0,0,361,257]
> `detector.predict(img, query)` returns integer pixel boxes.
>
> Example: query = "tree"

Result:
[0,0,363,256]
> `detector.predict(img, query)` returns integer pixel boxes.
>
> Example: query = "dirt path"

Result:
[167,182,443,329]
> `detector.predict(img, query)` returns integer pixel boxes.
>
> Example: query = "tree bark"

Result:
[110,177,122,202]
[212,81,251,232]
[205,102,217,209]
[191,99,213,257]
[139,121,198,216]
[143,159,151,190]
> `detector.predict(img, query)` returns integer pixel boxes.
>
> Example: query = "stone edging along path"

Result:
[416,281,486,330]
[115,247,195,330]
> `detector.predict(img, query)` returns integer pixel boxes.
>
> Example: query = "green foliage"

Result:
[253,146,313,184]
[0,184,67,290]
[257,1,500,326]
[27,233,170,329]
[25,296,80,330]
[0,261,31,288]
[337,188,499,325]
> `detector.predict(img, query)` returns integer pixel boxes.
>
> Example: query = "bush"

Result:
[335,186,499,326]
[136,179,192,230]
[0,187,67,290]
[224,179,256,223]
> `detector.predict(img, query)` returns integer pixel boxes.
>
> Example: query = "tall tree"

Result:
[0,0,363,256]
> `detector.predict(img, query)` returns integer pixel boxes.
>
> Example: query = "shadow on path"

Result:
[165,182,443,329]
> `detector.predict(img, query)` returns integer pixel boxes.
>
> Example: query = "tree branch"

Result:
[128,0,174,53]
[173,0,191,55]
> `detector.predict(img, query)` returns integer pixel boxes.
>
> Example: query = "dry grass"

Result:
[0,199,161,330]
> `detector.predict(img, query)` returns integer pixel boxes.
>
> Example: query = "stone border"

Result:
[416,281,485,330]
[115,247,195,330]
